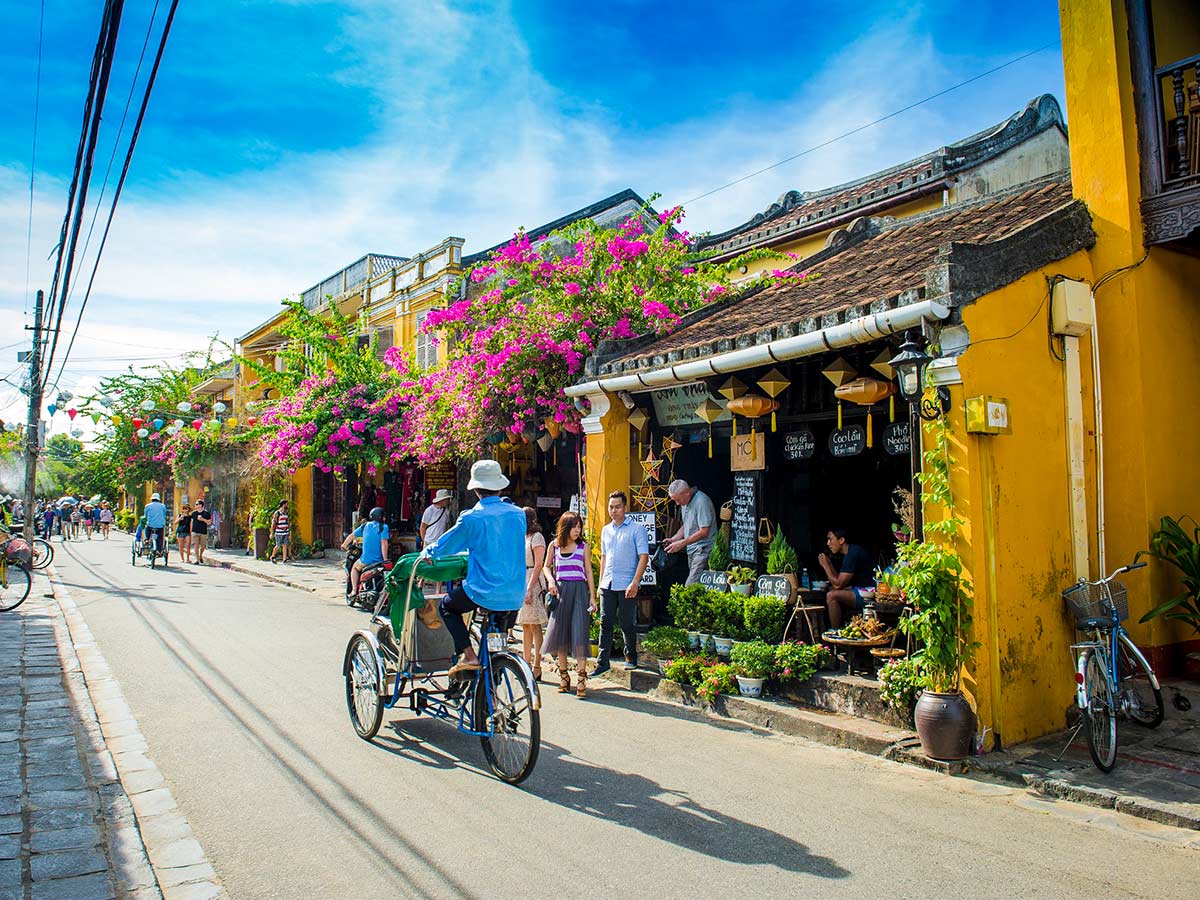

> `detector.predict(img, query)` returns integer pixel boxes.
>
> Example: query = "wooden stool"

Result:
[788,604,827,644]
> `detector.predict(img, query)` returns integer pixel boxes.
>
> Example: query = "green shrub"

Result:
[744,595,787,643]
[116,509,136,532]
[729,640,775,679]
[711,590,746,639]
[663,652,715,686]
[773,642,824,685]
[642,626,689,659]
[707,527,731,571]
[668,583,709,631]
[696,663,738,704]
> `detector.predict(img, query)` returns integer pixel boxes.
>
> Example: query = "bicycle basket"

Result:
[1062,580,1128,624]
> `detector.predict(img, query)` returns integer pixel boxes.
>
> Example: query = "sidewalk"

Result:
[199,547,343,595]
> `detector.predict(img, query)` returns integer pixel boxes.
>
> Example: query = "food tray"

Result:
[821,630,895,647]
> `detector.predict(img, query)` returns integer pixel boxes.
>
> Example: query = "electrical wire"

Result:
[23,0,46,319]
[49,0,181,394]
[683,42,1058,206]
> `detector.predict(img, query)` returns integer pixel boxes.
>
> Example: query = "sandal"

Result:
[533,664,542,681]
[576,672,587,699]
[558,671,571,693]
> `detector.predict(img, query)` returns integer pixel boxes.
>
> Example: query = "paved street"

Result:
[46,536,1199,899]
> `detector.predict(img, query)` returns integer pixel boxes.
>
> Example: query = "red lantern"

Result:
[192,419,203,430]
[67,408,78,420]
[246,416,258,427]
[131,417,144,428]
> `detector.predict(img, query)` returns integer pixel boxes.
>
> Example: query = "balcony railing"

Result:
[1154,53,1200,189]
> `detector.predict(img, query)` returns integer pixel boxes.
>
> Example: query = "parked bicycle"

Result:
[0,535,33,612]
[1064,561,1164,771]
[30,538,53,571]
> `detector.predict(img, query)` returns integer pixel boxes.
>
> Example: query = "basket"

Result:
[1062,580,1128,624]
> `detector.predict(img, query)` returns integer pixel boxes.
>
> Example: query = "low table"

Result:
[821,632,896,677]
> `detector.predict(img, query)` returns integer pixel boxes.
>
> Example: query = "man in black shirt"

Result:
[190,499,213,565]
[819,527,875,628]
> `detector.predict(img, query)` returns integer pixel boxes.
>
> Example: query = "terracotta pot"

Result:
[913,690,975,760]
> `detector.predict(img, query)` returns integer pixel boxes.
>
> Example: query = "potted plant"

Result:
[1137,515,1200,672]
[707,526,731,584]
[668,583,709,649]
[663,652,716,687]
[727,565,756,596]
[772,641,824,687]
[894,415,979,761]
[730,640,775,697]
[709,591,745,657]
[892,487,914,544]
[696,662,738,705]
[743,594,787,644]
[765,529,800,599]
[642,626,690,675]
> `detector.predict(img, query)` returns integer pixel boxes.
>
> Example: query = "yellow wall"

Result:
[291,468,312,544]
[581,395,634,549]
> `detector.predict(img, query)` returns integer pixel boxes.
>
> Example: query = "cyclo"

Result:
[342,551,541,783]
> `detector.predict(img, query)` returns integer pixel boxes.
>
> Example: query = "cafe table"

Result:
[785,588,828,644]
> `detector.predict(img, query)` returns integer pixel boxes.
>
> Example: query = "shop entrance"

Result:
[313,467,344,547]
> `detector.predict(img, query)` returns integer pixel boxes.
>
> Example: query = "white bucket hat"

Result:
[466,459,509,491]
[432,489,453,503]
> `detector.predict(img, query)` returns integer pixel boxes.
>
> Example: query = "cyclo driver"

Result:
[145,492,168,560]
[423,460,527,680]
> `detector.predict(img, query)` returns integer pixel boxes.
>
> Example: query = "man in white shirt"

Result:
[419,489,453,548]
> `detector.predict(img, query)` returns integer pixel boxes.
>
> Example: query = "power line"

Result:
[50,0,181,393]
[23,0,46,319]
[683,42,1058,206]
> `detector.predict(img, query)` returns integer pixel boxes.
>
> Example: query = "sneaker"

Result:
[622,660,639,671]
[589,663,611,677]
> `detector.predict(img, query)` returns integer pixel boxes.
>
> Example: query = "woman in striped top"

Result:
[540,512,597,698]
[269,500,291,564]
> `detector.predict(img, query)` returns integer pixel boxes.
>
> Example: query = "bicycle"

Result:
[30,538,53,571]
[1064,561,1164,771]
[0,537,33,612]
[131,528,167,568]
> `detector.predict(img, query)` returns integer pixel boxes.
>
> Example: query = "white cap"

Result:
[466,459,509,491]
[150,492,161,501]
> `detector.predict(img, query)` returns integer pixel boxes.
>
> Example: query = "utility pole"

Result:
[22,290,44,542]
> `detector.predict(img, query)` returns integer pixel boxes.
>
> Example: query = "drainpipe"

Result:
[1088,290,1106,576]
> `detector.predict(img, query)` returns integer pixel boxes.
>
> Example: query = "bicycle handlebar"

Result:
[1095,560,1147,584]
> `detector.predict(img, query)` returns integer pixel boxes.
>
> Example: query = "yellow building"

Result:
[568,20,1200,747]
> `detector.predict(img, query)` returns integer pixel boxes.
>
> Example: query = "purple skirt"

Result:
[542,579,591,659]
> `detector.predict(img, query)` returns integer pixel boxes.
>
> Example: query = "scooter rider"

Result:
[341,507,389,601]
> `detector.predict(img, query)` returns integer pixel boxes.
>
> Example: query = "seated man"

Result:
[145,493,168,560]
[424,459,526,679]
[818,527,875,628]
[341,506,390,599]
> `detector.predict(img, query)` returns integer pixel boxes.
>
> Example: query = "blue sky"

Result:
[0,0,1065,424]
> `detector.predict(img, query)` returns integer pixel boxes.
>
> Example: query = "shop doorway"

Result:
[313,467,344,547]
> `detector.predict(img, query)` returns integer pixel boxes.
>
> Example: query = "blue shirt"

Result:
[145,501,167,529]
[427,496,526,610]
[600,517,650,590]
[353,521,390,566]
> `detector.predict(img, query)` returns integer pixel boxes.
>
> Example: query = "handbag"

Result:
[543,544,560,613]
[651,544,671,572]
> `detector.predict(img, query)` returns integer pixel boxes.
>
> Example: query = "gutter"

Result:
[566,298,951,398]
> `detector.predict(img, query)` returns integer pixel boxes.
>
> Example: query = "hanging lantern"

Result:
[166,426,177,436]
[140,399,155,412]
[627,407,650,458]
[67,408,78,420]
[543,417,561,439]
[835,377,894,448]
[152,418,164,430]
[208,419,221,430]
[718,377,747,403]
[246,416,258,428]
[57,391,73,403]
[821,357,857,387]
[90,414,101,425]
[536,431,554,453]
[111,414,121,426]
[756,367,790,432]
[47,403,57,415]
[177,401,192,413]
[131,417,144,429]
[870,348,895,380]
[136,428,150,439]
[71,427,84,438]
[100,395,113,408]
[694,398,724,459]
[191,419,203,430]
[173,419,184,429]
[726,394,779,460]
[213,401,227,414]
[225,416,238,429]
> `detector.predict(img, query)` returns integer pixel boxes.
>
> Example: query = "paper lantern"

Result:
[166,426,177,436]
[627,407,650,457]
[694,398,724,458]
[100,395,113,408]
[821,357,857,387]
[869,348,895,380]
[67,408,78,420]
[173,419,184,429]
[136,428,150,438]
[756,367,790,431]
[47,403,57,415]
[191,419,203,430]
[208,419,221,430]
[131,417,143,429]
[71,428,83,438]
[225,416,238,429]
[726,394,779,460]
[536,431,554,452]
[111,414,121,426]
[717,377,747,402]
[177,401,192,413]
[213,401,227,414]
[152,418,164,430]
[834,377,893,406]
[543,417,561,439]
[140,399,155,411]
[57,391,73,403]
[246,416,258,427]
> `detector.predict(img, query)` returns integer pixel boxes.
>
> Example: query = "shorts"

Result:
[850,587,867,609]
[274,533,289,546]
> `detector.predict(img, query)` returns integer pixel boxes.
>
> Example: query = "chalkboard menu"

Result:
[699,570,729,591]
[755,574,794,601]
[782,428,816,461]
[730,472,759,564]
[883,421,911,457]
[828,425,866,458]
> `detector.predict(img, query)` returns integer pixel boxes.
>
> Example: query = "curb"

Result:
[197,556,323,594]
[47,565,226,898]
[602,666,1200,832]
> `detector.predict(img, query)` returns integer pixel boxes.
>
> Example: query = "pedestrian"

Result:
[83,505,94,540]
[42,503,54,540]
[54,504,64,540]
[268,500,290,563]
[664,479,716,586]
[419,489,453,549]
[174,505,192,563]
[592,490,649,676]
[190,499,212,564]
[516,507,548,681]
[69,504,81,540]
[98,501,113,539]
[541,511,596,697]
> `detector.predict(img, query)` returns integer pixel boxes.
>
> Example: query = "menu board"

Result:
[730,472,759,564]
[782,428,816,461]
[828,425,866,458]
[755,574,793,600]
[883,421,911,457]
[650,383,731,427]
[699,570,729,591]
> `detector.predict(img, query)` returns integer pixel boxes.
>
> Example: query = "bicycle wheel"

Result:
[0,562,32,612]
[150,544,157,569]
[1117,633,1164,728]
[345,635,384,740]
[131,541,138,567]
[1082,648,1118,772]
[31,539,53,570]
[474,654,539,784]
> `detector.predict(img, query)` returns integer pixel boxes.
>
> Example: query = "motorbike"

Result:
[344,542,391,615]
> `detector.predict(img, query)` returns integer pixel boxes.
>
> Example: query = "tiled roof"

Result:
[598,176,1076,373]
[697,94,1066,258]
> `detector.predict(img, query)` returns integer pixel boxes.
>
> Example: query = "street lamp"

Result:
[888,336,950,420]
